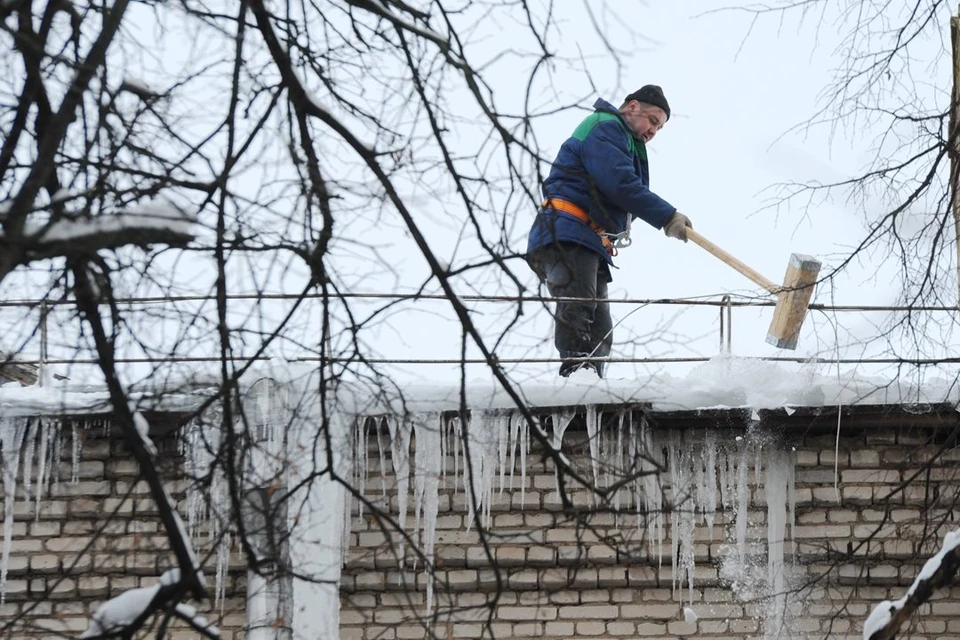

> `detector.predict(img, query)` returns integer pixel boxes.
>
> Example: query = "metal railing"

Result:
[2,292,959,367]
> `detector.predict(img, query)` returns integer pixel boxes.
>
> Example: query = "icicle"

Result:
[0,417,28,602]
[215,530,230,605]
[584,405,600,489]
[183,421,201,540]
[34,419,54,519]
[508,411,520,492]
[787,448,796,556]
[550,410,576,503]
[754,444,762,492]
[71,423,81,483]
[694,441,705,523]
[442,415,451,481]
[735,443,749,567]
[668,433,695,603]
[765,450,790,638]
[51,419,63,490]
[386,415,412,566]
[341,420,355,568]
[412,413,442,614]
[450,415,461,499]
[550,409,575,452]
[353,418,367,521]
[458,414,475,533]
[765,451,788,590]
[483,414,499,525]
[702,431,718,536]
[496,412,508,496]
[375,418,388,498]
[682,493,696,604]
[519,413,528,509]
[211,454,231,606]
[629,414,639,523]
[463,410,499,530]
[668,436,680,591]
[411,416,427,562]
[21,420,36,508]
[717,444,730,514]
[613,412,625,515]
[637,415,663,564]
[181,411,233,607]
[628,413,638,521]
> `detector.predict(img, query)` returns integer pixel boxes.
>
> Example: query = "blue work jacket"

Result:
[527,98,676,267]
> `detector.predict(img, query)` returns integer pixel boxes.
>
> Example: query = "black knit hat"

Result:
[624,85,670,120]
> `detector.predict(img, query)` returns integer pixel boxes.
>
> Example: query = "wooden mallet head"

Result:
[686,229,820,350]
[765,253,821,350]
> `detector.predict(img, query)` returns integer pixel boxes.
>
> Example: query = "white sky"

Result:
[367,1,956,386]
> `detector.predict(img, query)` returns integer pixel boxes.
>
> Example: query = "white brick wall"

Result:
[3,410,959,640]
[340,412,960,640]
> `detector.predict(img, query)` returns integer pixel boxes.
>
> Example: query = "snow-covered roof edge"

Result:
[1,355,957,418]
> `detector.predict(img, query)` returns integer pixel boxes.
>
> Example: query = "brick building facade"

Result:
[1,403,959,639]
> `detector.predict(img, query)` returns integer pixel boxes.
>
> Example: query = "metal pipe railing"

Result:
[3,292,958,369]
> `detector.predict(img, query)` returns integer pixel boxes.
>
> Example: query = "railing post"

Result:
[719,295,732,353]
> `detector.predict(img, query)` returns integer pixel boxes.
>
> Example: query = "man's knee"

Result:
[533,245,597,293]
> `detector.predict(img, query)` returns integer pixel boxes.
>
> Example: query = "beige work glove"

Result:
[663,211,693,242]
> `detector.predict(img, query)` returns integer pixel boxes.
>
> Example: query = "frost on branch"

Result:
[81,568,220,639]
[129,406,158,457]
[6,198,198,260]
[863,529,960,640]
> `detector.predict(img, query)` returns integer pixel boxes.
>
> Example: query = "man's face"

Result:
[622,101,666,143]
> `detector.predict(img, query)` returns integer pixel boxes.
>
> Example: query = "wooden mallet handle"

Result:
[685,228,780,294]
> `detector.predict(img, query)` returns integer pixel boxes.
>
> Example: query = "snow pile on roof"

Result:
[338,355,959,415]
[1,355,956,418]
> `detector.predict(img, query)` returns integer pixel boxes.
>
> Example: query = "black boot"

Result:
[559,360,602,379]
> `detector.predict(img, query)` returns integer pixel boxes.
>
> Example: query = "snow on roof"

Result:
[2,355,953,418]
[0,380,202,418]
[336,355,959,416]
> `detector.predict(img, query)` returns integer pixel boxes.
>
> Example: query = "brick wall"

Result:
[2,406,959,640]
[0,417,247,639]
[341,406,960,640]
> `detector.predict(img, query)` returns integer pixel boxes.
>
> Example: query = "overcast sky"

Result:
[382,1,955,384]
[4,1,955,392]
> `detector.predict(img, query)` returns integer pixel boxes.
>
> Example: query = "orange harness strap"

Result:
[541,198,616,255]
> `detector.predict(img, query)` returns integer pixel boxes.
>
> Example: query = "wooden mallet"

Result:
[686,229,820,350]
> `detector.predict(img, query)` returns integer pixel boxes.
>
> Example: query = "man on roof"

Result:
[526,85,692,379]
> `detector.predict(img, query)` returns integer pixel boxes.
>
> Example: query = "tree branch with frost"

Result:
[0,0,130,283]
[864,529,960,640]
[69,257,209,627]
[249,0,598,503]
[393,27,528,292]
[719,0,960,348]
[81,569,220,639]
[344,0,545,185]
[5,200,197,263]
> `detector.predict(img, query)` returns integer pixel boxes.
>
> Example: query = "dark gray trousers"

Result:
[527,243,612,376]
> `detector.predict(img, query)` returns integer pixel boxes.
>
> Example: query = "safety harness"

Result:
[541,198,631,256]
